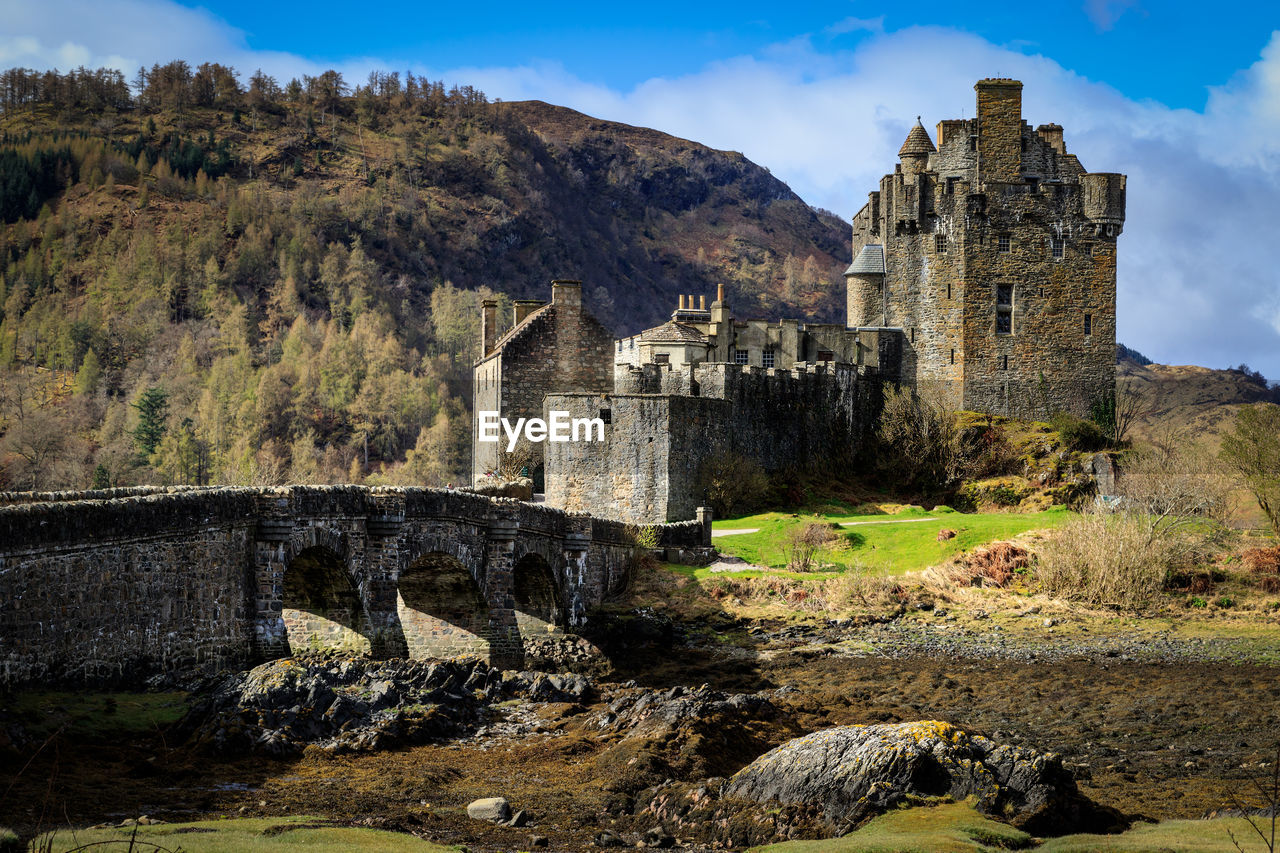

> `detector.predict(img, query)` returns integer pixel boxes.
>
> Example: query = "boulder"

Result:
[725,721,1121,834]
[467,797,512,823]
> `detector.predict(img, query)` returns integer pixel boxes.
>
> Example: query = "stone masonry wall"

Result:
[545,362,878,523]
[0,486,702,687]
[472,286,615,482]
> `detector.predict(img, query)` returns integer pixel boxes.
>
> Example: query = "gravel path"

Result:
[713,517,939,538]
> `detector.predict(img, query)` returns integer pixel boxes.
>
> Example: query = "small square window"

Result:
[762,349,775,368]
[817,350,834,362]
[935,233,947,253]
[599,408,611,424]
[998,235,1010,253]
[733,349,749,365]
[653,352,670,364]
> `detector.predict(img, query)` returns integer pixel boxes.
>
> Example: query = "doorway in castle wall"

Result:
[397,552,492,661]
[513,553,563,637]
[282,546,372,656]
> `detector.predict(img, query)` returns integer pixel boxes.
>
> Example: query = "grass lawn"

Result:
[8,691,189,740]
[750,801,1265,853]
[712,505,1075,575]
[30,816,456,853]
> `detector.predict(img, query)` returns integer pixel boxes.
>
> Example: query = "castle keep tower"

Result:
[846,78,1125,418]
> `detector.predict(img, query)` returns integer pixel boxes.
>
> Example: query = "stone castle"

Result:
[473,79,1125,523]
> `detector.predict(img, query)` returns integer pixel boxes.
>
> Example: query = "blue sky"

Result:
[3,0,1280,375]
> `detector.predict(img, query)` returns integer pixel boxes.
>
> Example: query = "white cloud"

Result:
[2,1,1279,375]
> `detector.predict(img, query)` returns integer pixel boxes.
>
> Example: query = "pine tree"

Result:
[132,385,169,456]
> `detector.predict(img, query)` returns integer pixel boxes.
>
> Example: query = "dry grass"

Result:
[1034,510,1207,608]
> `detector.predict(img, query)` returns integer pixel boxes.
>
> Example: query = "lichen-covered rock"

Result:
[725,721,1122,834]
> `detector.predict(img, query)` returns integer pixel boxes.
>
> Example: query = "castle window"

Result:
[910,327,916,344]
[762,349,775,368]
[996,284,1013,335]
[998,235,1010,253]
[1001,355,1009,370]
[733,348,749,365]
[817,350,834,362]
[617,340,622,351]
[1084,314,1093,336]
[935,233,947,253]
[950,349,955,365]
[653,352,670,364]
[1051,237,1065,259]
[947,281,952,300]
[1084,244,1093,257]
[599,408,611,424]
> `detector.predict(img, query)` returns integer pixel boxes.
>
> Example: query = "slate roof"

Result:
[898,119,937,156]
[638,321,709,344]
[844,244,885,276]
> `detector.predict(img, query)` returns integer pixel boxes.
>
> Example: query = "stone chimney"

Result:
[513,299,544,325]
[1036,123,1065,155]
[975,78,1023,185]
[699,295,706,310]
[481,299,498,357]
[551,279,582,312]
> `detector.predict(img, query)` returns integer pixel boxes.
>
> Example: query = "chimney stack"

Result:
[974,78,1024,185]
[513,299,544,325]
[550,279,582,311]
[481,299,498,357]
[699,295,706,310]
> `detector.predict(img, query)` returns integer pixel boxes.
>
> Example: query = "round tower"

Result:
[898,117,936,176]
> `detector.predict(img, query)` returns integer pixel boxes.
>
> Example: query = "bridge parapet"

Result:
[0,485,713,687]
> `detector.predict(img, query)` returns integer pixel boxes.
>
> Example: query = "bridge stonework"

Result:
[0,486,709,688]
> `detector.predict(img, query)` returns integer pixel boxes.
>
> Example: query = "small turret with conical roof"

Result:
[898,117,935,176]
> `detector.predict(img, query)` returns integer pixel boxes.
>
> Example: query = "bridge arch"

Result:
[397,550,492,661]
[512,551,564,637]
[281,542,372,655]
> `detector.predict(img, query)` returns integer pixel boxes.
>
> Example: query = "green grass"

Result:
[7,691,188,740]
[713,506,1075,575]
[750,802,1269,853]
[749,801,1032,852]
[31,816,456,853]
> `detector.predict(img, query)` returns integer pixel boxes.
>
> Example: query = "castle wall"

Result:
[961,185,1118,419]
[545,363,876,523]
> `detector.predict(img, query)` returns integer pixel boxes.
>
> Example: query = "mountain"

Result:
[0,65,851,491]
[1119,360,1278,447]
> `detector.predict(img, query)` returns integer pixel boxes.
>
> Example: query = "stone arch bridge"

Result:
[0,486,710,687]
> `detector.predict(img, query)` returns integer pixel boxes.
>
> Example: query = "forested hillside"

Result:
[0,62,850,490]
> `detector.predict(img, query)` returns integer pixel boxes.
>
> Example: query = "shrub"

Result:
[697,452,770,519]
[1188,596,1208,609]
[784,522,839,572]
[875,386,970,496]
[962,541,1032,587]
[1035,510,1206,608]
[1050,411,1107,452]
[1243,546,1280,575]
